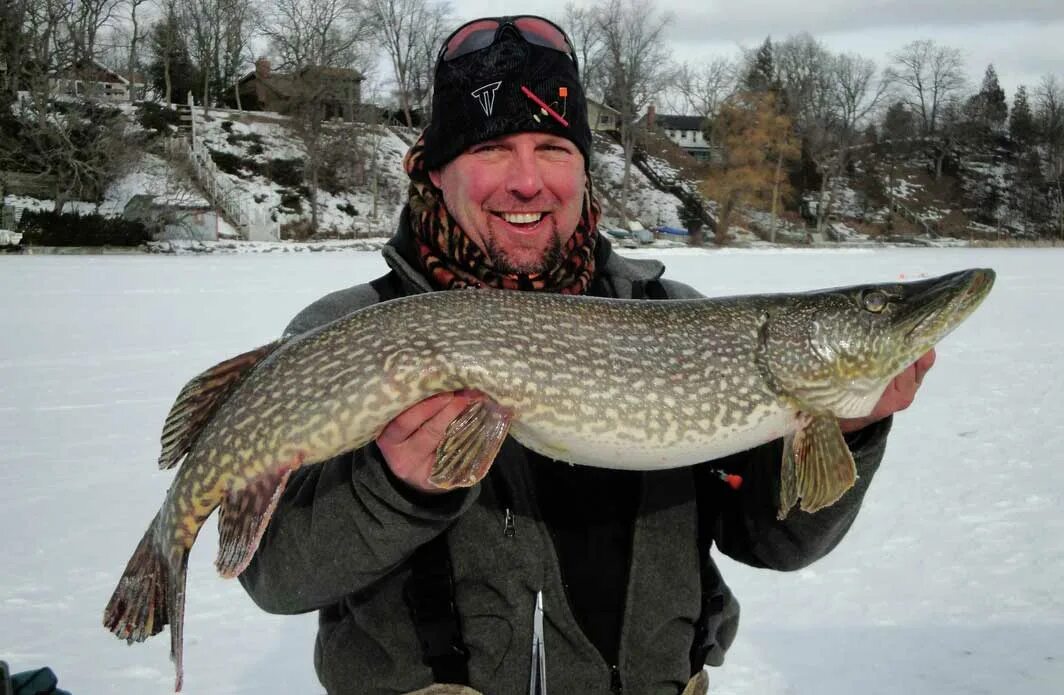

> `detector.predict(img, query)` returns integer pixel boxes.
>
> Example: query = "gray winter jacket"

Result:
[239,214,891,695]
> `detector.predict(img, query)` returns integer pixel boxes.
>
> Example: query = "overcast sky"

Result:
[450,0,1064,107]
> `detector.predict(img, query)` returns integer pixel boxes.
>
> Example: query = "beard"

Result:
[483,232,566,276]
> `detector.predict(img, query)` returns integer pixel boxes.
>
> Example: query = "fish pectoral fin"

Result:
[778,414,857,519]
[158,340,282,471]
[428,399,513,490]
[215,465,295,578]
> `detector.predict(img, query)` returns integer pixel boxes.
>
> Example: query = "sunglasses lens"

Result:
[441,17,574,63]
[442,19,500,61]
[513,17,571,54]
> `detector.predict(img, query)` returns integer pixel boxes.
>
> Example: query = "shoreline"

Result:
[4,237,1063,256]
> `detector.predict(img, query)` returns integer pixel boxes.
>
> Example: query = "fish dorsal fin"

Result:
[158,341,281,470]
[778,414,857,519]
[215,461,298,578]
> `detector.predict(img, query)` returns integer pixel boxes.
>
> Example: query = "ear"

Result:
[429,168,443,189]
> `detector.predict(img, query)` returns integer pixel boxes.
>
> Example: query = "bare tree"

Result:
[595,0,674,223]
[260,0,372,234]
[404,8,448,125]
[775,32,832,131]
[66,0,123,66]
[1036,74,1064,237]
[674,58,735,122]
[149,0,183,104]
[260,0,368,70]
[2,98,137,211]
[220,0,259,110]
[124,0,151,100]
[563,2,604,97]
[367,0,449,127]
[183,0,222,113]
[811,53,888,234]
[887,39,966,137]
[1,0,30,101]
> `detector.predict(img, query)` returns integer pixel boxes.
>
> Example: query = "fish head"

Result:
[760,268,995,419]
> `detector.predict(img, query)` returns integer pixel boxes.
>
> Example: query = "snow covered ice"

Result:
[1,247,1062,694]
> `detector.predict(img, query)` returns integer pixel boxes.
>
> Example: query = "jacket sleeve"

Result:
[706,416,892,571]
[239,441,479,614]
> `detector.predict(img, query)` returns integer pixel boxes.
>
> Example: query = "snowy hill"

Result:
[4,100,736,245]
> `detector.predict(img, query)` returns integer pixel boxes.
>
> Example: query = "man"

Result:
[239,16,933,695]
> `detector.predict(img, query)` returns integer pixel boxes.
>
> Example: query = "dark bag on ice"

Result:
[0,662,72,695]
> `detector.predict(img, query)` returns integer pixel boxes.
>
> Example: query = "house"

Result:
[644,105,712,162]
[587,98,621,132]
[237,59,363,120]
[50,59,143,102]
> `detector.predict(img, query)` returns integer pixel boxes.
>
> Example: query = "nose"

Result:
[505,146,544,200]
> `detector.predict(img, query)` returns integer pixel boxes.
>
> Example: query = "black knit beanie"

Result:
[422,25,592,171]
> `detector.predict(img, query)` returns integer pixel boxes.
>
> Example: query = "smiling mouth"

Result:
[493,211,549,230]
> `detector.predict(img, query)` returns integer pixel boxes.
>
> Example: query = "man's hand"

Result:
[839,349,937,434]
[376,389,487,494]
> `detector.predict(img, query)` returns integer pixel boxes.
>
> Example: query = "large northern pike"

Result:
[104,267,994,690]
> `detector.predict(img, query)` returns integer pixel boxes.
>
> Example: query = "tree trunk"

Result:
[620,124,635,225]
[370,130,381,220]
[770,149,784,243]
[164,56,173,105]
[715,197,734,245]
[815,163,831,236]
[202,68,210,116]
[310,163,319,234]
[234,79,242,111]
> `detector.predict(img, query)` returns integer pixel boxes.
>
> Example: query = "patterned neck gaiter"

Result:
[403,134,599,295]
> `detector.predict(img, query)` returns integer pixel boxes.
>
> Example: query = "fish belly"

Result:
[509,407,798,470]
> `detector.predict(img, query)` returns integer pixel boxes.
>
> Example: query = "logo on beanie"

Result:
[471,81,503,117]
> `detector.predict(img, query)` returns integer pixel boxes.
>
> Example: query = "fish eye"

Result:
[862,290,889,313]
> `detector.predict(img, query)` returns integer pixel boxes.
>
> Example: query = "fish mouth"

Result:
[897,268,995,350]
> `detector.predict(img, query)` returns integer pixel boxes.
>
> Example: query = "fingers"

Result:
[377,392,457,445]
[400,392,482,462]
[377,390,487,494]
[914,348,936,386]
[836,350,938,433]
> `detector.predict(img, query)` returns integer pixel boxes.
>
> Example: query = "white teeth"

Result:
[500,212,544,224]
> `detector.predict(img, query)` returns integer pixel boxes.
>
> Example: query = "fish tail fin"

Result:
[103,513,191,691]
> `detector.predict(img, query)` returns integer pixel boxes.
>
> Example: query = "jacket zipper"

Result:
[609,663,623,694]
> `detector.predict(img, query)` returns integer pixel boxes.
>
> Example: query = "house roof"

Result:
[53,58,129,84]
[588,98,621,115]
[240,65,364,87]
[656,114,705,132]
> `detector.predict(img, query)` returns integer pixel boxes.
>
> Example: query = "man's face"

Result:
[429,132,586,275]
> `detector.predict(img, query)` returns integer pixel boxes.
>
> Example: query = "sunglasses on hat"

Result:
[437,15,577,67]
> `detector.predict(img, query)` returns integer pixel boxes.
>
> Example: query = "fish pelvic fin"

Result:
[429,399,513,489]
[103,513,191,691]
[215,463,297,578]
[158,340,281,470]
[778,414,858,520]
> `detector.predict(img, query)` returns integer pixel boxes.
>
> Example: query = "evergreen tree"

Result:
[979,64,1008,129]
[147,14,198,105]
[880,101,916,215]
[1010,85,1037,149]
[744,37,776,93]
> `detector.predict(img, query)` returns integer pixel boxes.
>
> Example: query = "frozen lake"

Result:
[1,247,1061,694]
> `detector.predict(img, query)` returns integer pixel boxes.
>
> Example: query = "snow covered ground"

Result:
[1,248,1061,694]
